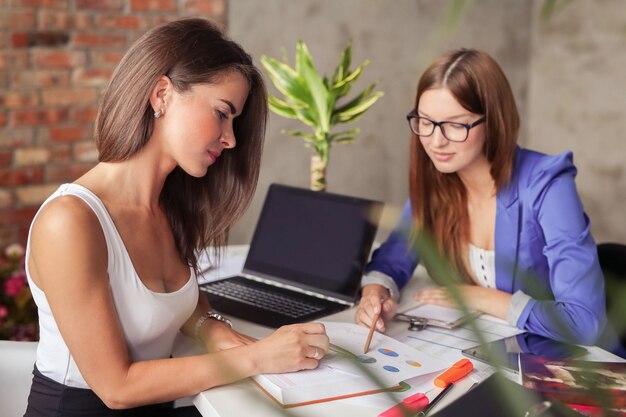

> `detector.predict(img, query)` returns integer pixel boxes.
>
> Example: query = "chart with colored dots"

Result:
[321,322,449,386]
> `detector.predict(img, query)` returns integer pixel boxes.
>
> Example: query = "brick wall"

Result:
[0,0,227,248]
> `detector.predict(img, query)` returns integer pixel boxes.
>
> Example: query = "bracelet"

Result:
[194,311,232,340]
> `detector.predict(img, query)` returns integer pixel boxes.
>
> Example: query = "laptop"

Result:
[200,183,383,328]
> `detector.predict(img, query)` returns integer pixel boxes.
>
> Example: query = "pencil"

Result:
[363,311,379,353]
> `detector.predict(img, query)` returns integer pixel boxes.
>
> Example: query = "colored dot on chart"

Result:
[406,360,422,367]
[383,365,400,372]
[356,355,376,364]
[378,348,399,357]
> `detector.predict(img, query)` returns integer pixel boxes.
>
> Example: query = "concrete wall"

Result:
[228,0,534,243]
[526,0,626,243]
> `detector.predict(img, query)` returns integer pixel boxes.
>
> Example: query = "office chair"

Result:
[597,242,626,358]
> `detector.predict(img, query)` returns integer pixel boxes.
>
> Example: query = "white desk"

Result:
[179,245,623,417]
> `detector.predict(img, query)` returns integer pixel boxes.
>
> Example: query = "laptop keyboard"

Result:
[202,280,325,318]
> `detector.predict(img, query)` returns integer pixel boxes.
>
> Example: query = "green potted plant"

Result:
[260,41,383,191]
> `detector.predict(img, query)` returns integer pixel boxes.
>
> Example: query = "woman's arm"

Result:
[513,157,606,345]
[182,292,256,353]
[29,197,327,409]
[356,200,419,331]
[362,200,420,295]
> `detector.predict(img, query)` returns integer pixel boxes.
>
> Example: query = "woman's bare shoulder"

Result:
[29,194,108,288]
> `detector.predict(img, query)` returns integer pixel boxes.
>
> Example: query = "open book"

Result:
[252,322,448,408]
[396,304,482,330]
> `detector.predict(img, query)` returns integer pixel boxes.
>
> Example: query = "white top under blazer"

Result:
[25,183,198,388]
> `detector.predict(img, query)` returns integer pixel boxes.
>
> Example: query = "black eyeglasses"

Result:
[406,111,486,143]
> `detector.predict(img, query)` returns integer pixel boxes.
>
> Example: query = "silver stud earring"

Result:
[154,109,162,119]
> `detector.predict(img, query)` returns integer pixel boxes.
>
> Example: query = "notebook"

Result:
[199,183,383,328]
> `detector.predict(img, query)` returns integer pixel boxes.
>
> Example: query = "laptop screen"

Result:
[243,184,383,302]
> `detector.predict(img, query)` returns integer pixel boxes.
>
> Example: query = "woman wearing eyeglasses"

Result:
[355,48,606,345]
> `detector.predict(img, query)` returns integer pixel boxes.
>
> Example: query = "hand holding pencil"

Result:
[356,284,397,333]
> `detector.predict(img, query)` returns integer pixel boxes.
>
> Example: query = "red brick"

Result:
[38,11,94,30]
[76,0,123,9]
[49,144,71,163]
[97,15,144,29]
[17,0,69,8]
[90,51,124,67]
[49,126,85,142]
[72,68,113,87]
[41,88,97,106]
[0,112,6,127]
[131,0,177,11]
[0,167,44,186]
[73,33,126,48]
[0,227,25,248]
[12,69,69,88]
[0,207,38,228]
[11,109,69,126]
[9,11,36,29]
[0,189,15,209]
[0,128,34,148]
[72,107,98,123]
[74,141,98,162]
[0,70,7,88]
[46,163,93,182]
[11,31,69,48]
[33,50,87,68]
[183,0,225,15]
[0,92,40,109]
[0,51,30,69]
[0,151,12,167]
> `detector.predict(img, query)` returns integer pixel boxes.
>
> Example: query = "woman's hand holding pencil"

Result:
[355,284,397,333]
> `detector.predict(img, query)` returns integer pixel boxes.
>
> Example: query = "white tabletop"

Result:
[176,245,623,417]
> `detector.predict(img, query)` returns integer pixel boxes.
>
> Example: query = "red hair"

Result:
[409,49,519,281]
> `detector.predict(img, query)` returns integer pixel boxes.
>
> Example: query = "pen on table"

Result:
[415,382,454,417]
[363,298,383,353]
[378,359,474,417]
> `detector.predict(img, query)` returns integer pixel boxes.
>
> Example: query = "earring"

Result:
[154,109,162,119]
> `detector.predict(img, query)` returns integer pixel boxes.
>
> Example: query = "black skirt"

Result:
[24,366,201,417]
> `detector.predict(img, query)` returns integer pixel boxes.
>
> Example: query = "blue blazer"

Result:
[365,147,606,345]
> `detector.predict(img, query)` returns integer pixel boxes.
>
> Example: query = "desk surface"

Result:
[180,245,623,417]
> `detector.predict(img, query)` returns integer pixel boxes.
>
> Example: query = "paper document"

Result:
[252,321,448,407]
[399,314,524,363]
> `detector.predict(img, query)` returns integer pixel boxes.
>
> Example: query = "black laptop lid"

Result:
[243,183,383,302]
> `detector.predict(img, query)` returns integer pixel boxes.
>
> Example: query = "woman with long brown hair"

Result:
[24,18,327,416]
[355,48,606,346]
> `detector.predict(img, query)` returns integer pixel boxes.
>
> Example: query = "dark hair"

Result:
[409,48,519,281]
[95,18,267,272]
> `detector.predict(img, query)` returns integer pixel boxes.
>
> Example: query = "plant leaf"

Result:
[296,41,331,133]
[334,136,357,144]
[260,55,311,106]
[332,42,352,85]
[268,95,299,119]
[329,128,360,140]
[332,85,383,124]
[333,59,369,90]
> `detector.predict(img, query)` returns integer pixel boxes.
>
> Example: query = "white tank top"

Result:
[25,183,199,388]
